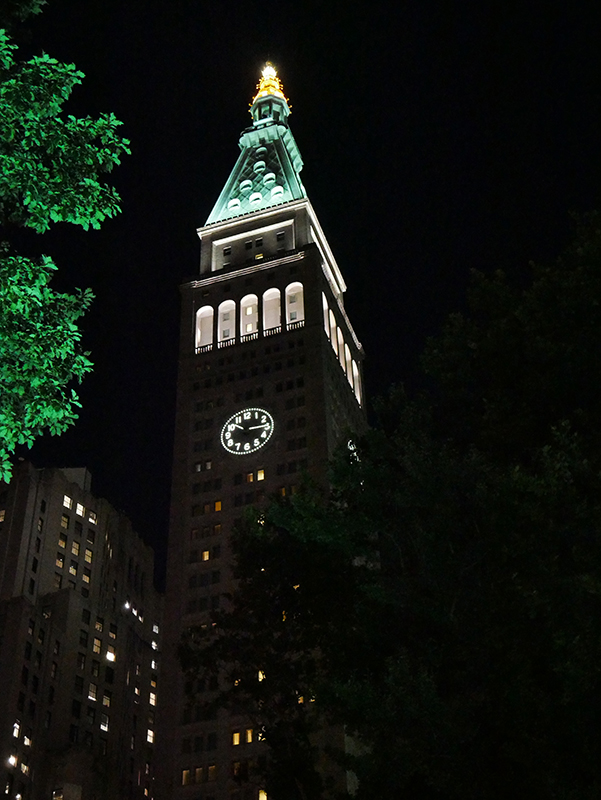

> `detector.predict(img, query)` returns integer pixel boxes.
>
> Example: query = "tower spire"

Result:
[205,62,305,225]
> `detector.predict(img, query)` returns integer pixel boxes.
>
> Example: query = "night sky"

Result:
[11,1,601,585]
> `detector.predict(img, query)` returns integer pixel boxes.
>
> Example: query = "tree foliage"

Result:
[182,214,601,798]
[0,19,130,481]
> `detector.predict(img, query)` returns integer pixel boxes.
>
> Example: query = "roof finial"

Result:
[252,62,287,104]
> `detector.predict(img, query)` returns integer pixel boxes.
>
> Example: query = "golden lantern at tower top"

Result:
[252,62,288,105]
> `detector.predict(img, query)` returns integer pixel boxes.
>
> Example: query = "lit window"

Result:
[246,728,253,743]
[0,510,5,522]
[88,683,97,701]
[69,561,77,576]
[258,671,265,682]
[152,624,159,634]
[207,765,217,781]
[149,692,157,707]
[102,692,111,708]
[63,495,73,509]
[259,791,268,800]
[12,720,20,738]
[106,645,116,662]
[61,514,69,529]
[246,322,253,332]
[58,533,67,548]
[84,549,93,564]
[151,641,158,651]
[232,731,240,745]
[23,732,32,747]
[76,503,85,517]
[147,729,154,744]
[257,469,265,481]
[20,761,29,775]
[100,714,109,732]
[93,638,101,654]
[83,568,91,584]
[246,472,254,483]
[246,306,253,316]
[88,510,97,524]
[135,685,140,696]
[181,770,191,786]
[95,618,103,632]
[109,623,117,640]
[71,541,80,556]
[214,500,221,512]
[151,660,157,670]
[8,754,17,766]
[202,550,210,562]
[56,554,64,569]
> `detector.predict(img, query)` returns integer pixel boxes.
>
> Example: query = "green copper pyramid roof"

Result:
[205,66,307,225]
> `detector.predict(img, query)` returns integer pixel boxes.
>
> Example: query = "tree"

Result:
[182,214,601,798]
[0,16,130,481]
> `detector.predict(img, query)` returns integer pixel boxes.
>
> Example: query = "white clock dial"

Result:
[220,407,275,455]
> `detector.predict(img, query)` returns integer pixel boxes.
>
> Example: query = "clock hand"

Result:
[249,424,270,429]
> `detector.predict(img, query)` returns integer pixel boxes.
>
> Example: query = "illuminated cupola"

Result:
[205,63,306,225]
[250,62,291,125]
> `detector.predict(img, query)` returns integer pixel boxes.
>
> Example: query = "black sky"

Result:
[12,0,601,585]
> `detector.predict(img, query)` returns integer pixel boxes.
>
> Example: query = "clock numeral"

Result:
[244,412,251,420]
[235,442,241,451]
[261,415,266,423]
[228,424,236,432]
[261,431,267,439]
[235,416,242,424]
[244,442,251,451]
[254,439,260,447]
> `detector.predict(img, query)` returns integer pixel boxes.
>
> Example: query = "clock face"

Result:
[220,408,275,455]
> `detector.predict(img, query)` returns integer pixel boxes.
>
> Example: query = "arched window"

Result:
[195,306,214,351]
[285,282,305,326]
[240,294,258,337]
[337,328,346,371]
[263,288,281,333]
[329,310,338,355]
[352,361,362,405]
[218,300,236,343]
[345,344,353,384]
[322,293,330,339]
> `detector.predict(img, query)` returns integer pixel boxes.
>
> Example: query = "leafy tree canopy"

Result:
[0,16,130,481]
[182,214,601,799]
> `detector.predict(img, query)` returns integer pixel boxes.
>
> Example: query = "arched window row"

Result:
[322,292,362,405]
[195,283,305,352]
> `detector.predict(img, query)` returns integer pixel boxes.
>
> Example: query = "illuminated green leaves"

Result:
[0,252,93,481]
[0,33,130,232]
[0,22,129,481]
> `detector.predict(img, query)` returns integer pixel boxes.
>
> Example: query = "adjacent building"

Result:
[159,64,366,800]
[0,462,162,800]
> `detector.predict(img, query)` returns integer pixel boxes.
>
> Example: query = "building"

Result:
[159,64,366,800]
[0,462,163,800]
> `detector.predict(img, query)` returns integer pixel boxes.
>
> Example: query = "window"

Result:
[286,282,305,325]
[246,728,253,743]
[56,553,64,569]
[214,500,222,512]
[103,691,111,707]
[61,514,69,529]
[69,561,77,576]
[87,528,96,544]
[95,618,103,632]
[91,660,100,677]
[93,638,101,654]
[147,729,154,743]
[232,731,240,746]
[181,770,191,787]
[63,495,72,509]
[77,653,86,670]
[71,541,80,556]
[106,644,116,661]
[88,510,97,525]
[149,692,157,707]
[58,533,67,548]
[100,713,109,732]
[83,568,91,584]
[76,503,85,517]
[88,683,97,701]
[84,548,93,564]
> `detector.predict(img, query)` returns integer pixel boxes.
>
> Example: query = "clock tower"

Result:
[158,64,365,800]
